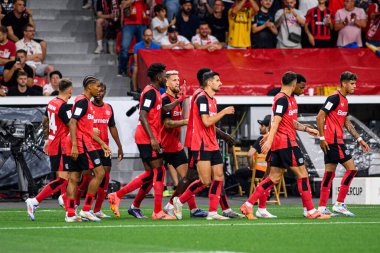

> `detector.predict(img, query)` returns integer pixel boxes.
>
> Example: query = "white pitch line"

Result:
[1,221,380,230]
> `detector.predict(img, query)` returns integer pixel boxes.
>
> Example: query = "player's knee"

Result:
[200,178,211,186]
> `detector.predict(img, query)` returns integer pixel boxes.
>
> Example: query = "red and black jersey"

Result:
[290,95,298,121]
[271,92,298,151]
[92,102,115,150]
[161,93,183,153]
[45,97,71,156]
[135,85,162,144]
[70,94,96,153]
[305,7,333,40]
[184,87,203,148]
[321,91,348,144]
[191,91,219,151]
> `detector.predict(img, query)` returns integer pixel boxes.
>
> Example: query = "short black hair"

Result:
[296,74,306,83]
[143,28,152,35]
[197,68,211,86]
[49,70,62,79]
[16,49,27,56]
[199,21,209,28]
[282,71,297,86]
[99,82,107,90]
[340,71,357,84]
[83,75,98,87]
[147,63,166,81]
[154,4,166,13]
[0,26,7,34]
[59,79,72,92]
[202,71,219,86]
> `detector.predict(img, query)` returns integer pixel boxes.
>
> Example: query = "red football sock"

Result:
[319,171,335,207]
[297,177,314,211]
[76,174,92,205]
[219,194,230,211]
[82,193,95,212]
[116,170,153,199]
[169,190,179,205]
[209,180,223,212]
[66,198,76,217]
[179,179,206,204]
[247,177,274,206]
[132,180,153,208]
[187,195,197,210]
[35,178,67,203]
[337,170,357,203]
[153,166,166,213]
[258,184,273,208]
[93,172,110,213]
[60,179,68,195]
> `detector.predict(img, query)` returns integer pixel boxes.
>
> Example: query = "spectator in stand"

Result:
[132,28,160,91]
[160,25,194,49]
[305,0,333,48]
[3,49,33,87]
[16,24,54,78]
[251,0,278,48]
[191,21,222,51]
[205,0,229,46]
[2,0,33,42]
[43,70,62,96]
[118,0,149,76]
[151,4,176,44]
[194,0,213,20]
[275,0,305,48]
[7,70,41,96]
[298,0,318,16]
[164,0,180,23]
[176,0,201,41]
[335,0,367,47]
[94,0,121,54]
[366,0,380,46]
[0,0,14,22]
[228,0,259,49]
[0,25,15,75]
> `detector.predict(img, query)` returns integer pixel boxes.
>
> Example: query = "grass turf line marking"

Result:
[1,221,380,230]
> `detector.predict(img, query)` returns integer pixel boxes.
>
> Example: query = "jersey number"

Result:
[48,111,57,134]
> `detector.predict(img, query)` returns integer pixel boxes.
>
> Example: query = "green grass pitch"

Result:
[1,205,379,253]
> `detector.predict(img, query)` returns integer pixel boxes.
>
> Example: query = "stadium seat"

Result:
[232,146,248,196]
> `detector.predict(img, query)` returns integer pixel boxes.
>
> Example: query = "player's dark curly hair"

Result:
[282,71,297,86]
[340,71,357,84]
[83,75,98,87]
[147,63,166,81]
[99,82,107,90]
[296,74,306,83]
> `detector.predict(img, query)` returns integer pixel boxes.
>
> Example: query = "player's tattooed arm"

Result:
[294,120,319,137]
[42,116,49,140]
[163,118,188,129]
[344,116,360,140]
[216,127,235,146]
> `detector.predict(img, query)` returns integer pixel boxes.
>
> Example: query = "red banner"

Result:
[138,48,380,95]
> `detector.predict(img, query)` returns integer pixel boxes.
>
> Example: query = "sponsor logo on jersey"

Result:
[337,110,348,116]
[288,109,298,116]
[94,119,109,124]
[87,114,94,120]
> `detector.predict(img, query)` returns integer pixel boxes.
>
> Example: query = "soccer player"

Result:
[240,71,330,220]
[74,82,124,218]
[173,71,235,220]
[25,79,73,221]
[108,63,180,220]
[316,71,369,216]
[65,76,111,222]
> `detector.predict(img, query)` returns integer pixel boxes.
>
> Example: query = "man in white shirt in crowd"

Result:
[191,22,223,52]
[43,70,62,96]
[160,25,194,49]
[15,24,54,79]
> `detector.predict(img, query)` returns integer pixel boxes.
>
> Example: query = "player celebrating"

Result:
[108,63,180,220]
[240,71,330,220]
[173,71,235,220]
[25,79,73,221]
[316,71,370,216]
[65,76,111,222]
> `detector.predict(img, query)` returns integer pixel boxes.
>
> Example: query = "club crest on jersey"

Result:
[341,103,345,107]
[157,104,161,110]
[345,149,350,155]
[106,110,111,115]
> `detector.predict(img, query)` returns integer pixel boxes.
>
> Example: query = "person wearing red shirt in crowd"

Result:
[316,71,370,217]
[0,25,15,76]
[173,71,236,220]
[65,76,111,222]
[25,79,73,221]
[118,0,149,76]
[305,0,333,48]
[73,82,124,219]
[240,71,330,220]
[366,0,380,46]
[108,63,181,220]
